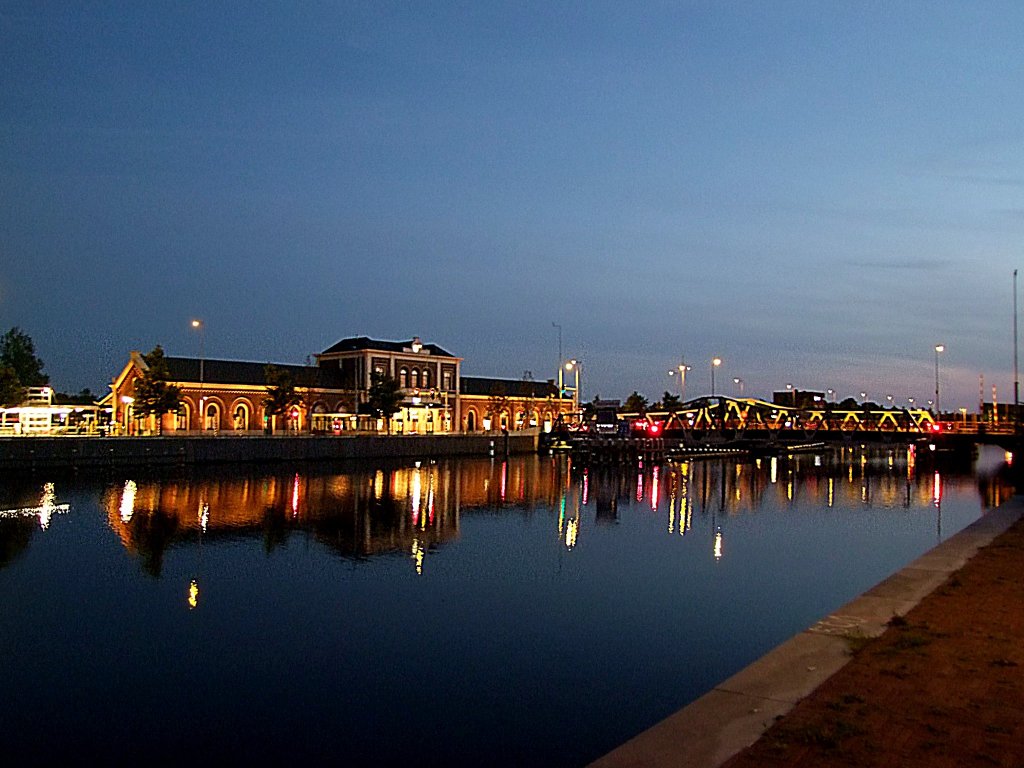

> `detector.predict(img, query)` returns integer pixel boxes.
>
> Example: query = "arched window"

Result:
[442,370,453,391]
[399,367,409,388]
[176,402,191,431]
[422,369,431,388]
[411,369,419,389]
[232,402,250,430]
[466,410,477,432]
[204,401,221,431]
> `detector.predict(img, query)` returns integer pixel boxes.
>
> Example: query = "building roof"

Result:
[162,357,347,389]
[319,336,457,358]
[460,376,563,399]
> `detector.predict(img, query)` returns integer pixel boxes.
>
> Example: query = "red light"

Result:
[650,423,661,434]
[931,423,941,433]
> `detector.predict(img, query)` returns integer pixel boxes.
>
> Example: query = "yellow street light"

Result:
[191,319,205,431]
[934,344,945,415]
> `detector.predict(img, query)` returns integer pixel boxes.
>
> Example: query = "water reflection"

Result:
[0,448,1016,766]
[0,482,71,568]
[0,447,1013,579]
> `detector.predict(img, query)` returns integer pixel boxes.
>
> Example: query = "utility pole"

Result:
[1015,269,1019,430]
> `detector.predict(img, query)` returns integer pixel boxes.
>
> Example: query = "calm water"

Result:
[0,446,1013,765]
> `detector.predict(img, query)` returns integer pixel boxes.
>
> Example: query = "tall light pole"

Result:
[192,319,204,431]
[552,322,562,397]
[668,361,691,401]
[934,344,945,416]
[1015,269,1019,430]
[565,359,581,412]
[733,377,744,397]
[711,357,722,397]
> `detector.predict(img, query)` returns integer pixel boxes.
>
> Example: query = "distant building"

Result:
[771,388,825,409]
[106,336,573,435]
[459,376,565,432]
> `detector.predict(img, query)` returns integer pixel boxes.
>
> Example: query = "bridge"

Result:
[612,396,1020,452]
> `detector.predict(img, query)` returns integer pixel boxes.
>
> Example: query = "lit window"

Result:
[400,368,408,388]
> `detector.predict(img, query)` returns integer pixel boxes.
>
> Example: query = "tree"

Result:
[366,370,404,433]
[264,365,300,434]
[0,365,21,407]
[622,391,649,414]
[132,346,181,434]
[660,391,681,413]
[486,384,512,431]
[296,356,321,433]
[55,388,96,405]
[0,327,48,406]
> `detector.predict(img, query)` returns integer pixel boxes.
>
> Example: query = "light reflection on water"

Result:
[0,446,1013,765]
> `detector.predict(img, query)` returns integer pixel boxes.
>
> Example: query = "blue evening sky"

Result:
[3,1,1024,409]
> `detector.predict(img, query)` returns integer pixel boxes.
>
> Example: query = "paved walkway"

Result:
[591,497,1024,768]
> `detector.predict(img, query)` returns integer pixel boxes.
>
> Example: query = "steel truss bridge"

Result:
[623,396,1019,450]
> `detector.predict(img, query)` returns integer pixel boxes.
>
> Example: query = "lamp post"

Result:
[192,319,204,431]
[1015,269,1019,430]
[827,388,835,403]
[733,377,744,397]
[934,344,945,416]
[565,359,581,413]
[669,361,691,401]
[552,322,562,398]
[711,357,722,397]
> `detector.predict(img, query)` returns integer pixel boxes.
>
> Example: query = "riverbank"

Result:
[0,431,538,470]
[590,494,1024,768]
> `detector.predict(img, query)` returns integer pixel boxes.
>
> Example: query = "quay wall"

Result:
[0,433,538,471]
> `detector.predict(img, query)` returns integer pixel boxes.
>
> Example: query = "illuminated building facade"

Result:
[458,376,568,433]
[107,336,573,434]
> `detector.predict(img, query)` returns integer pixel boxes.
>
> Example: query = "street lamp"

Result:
[565,359,581,413]
[191,319,205,431]
[711,357,722,397]
[827,388,835,403]
[934,344,945,416]
[668,362,692,401]
[733,377,745,397]
[552,321,561,385]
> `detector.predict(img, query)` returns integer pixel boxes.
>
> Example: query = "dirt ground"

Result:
[723,517,1024,768]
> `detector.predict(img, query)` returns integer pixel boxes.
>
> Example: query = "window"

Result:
[422,369,430,387]
[442,370,453,391]
[400,367,408,388]
[411,369,419,388]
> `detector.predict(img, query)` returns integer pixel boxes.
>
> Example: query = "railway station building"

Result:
[107,336,573,435]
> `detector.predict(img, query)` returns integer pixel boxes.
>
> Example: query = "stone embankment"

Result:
[0,432,537,471]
